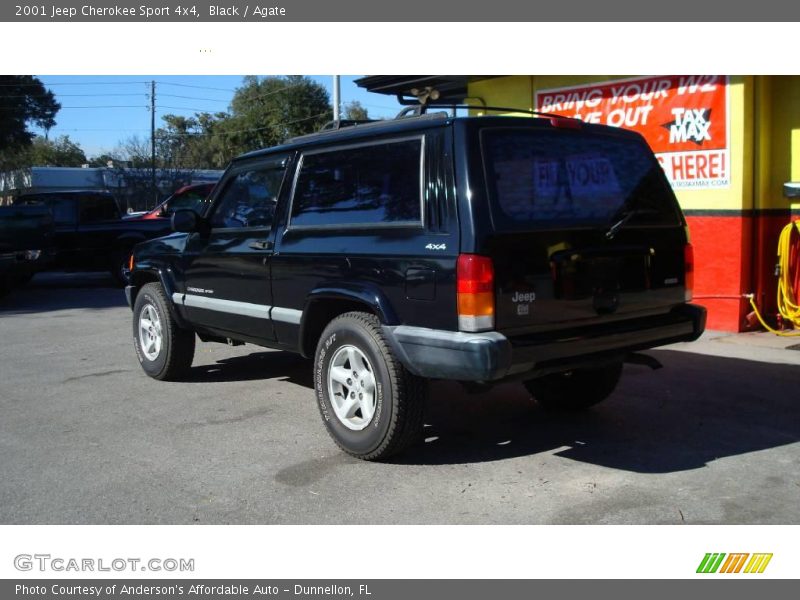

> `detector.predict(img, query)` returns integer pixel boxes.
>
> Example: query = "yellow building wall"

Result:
[760,76,800,211]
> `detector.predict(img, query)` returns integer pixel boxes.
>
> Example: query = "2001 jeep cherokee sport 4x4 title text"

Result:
[125,113,706,460]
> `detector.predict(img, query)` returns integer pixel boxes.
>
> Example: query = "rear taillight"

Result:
[128,254,135,272]
[684,243,694,302]
[457,254,495,332]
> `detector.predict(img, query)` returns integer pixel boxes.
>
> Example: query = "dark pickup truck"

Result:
[0,204,56,295]
[16,190,172,284]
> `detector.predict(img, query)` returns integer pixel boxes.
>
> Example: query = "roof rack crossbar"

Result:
[319,119,378,131]
[288,104,579,145]
[394,103,577,121]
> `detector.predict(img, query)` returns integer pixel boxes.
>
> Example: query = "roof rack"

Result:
[394,103,577,121]
[288,112,449,143]
[288,104,579,145]
[319,118,378,131]
[288,118,379,143]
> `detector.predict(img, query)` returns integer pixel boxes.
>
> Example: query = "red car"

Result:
[131,183,216,220]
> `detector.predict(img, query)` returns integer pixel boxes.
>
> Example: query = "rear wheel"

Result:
[314,311,426,461]
[132,282,195,380]
[524,361,623,411]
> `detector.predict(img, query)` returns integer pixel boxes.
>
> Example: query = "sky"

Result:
[33,75,405,158]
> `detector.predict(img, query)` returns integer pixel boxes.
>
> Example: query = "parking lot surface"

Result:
[1,273,799,524]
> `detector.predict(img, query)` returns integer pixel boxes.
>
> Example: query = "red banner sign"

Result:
[535,75,730,189]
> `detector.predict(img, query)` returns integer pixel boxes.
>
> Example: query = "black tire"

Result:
[132,282,195,381]
[524,361,623,411]
[313,311,426,461]
[110,251,132,287]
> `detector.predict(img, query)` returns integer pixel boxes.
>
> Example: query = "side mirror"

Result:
[171,209,206,234]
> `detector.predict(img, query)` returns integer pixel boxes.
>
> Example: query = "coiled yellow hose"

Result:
[747,220,800,336]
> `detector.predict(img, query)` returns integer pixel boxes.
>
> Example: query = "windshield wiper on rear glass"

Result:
[604,208,660,239]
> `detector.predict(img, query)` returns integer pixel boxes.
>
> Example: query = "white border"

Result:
[1,525,797,579]
[1,19,797,581]
[0,22,798,75]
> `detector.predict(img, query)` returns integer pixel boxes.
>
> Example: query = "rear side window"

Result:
[49,198,77,225]
[17,195,79,226]
[78,194,119,223]
[290,138,423,228]
[481,128,681,230]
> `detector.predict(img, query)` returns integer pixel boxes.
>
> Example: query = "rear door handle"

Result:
[249,240,273,251]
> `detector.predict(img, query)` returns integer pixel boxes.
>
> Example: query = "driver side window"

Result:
[210,165,285,229]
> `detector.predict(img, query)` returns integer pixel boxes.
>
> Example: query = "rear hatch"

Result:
[477,123,688,334]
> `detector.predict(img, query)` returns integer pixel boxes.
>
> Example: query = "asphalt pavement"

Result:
[1,272,799,524]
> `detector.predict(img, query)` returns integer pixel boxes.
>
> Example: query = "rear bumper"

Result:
[383,304,706,382]
[382,327,513,382]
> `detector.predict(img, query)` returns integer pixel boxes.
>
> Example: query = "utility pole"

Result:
[150,80,156,207]
[332,75,340,122]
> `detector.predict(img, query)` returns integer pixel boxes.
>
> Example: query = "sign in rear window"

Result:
[532,155,623,208]
[535,75,730,189]
[481,128,680,229]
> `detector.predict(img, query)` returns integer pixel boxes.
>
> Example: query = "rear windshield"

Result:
[481,128,681,231]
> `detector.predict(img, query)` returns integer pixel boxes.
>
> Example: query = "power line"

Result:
[4,80,309,113]
[57,105,148,109]
[160,93,231,102]
[158,105,227,112]
[0,80,149,87]
[156,112,331,139]
[0,104,147,109]
[0,92,146,99]
[44,128,151,132]
[153,82,318,116]
[156,81,307,104]
[39,113,331,139]
[156,81,239,92]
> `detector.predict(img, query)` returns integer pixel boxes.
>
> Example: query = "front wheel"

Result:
[132,282,195,380]
[524,361,623,411]
[314,311,426,461]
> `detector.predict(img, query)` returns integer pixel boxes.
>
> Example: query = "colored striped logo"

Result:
[697,553,773,574]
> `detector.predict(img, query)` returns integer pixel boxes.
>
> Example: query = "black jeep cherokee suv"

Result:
[125,113,706,460]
